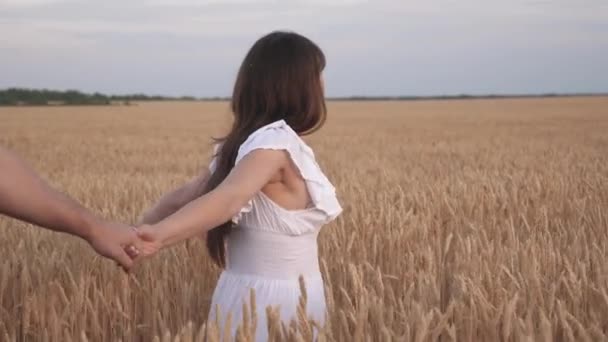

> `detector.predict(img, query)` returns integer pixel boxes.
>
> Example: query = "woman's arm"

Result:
[136,149,288,252]
[139,171,209,225]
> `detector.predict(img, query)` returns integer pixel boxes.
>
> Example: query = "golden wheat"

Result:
[0,97,607,341]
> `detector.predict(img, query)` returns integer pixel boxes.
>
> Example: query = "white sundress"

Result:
[207,119,342,341]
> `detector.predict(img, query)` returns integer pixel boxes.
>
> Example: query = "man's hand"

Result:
[86,221,140,272]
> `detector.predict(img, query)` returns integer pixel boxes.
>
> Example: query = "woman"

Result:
[132,31,342,340]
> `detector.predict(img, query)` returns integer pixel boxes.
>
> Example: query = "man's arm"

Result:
[0,147,138,270]
[0,147,98,238]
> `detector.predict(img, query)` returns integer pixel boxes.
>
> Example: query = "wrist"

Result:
[79,213,103,244]
[150,223,172,248]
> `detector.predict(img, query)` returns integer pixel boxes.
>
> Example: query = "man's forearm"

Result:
[0,148,98,240]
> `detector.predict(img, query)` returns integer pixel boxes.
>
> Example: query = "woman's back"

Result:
[208,119,342,340]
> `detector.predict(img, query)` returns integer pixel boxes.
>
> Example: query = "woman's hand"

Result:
[130,225,164,258]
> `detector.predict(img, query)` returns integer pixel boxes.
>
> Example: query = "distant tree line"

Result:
[0,88,197,106]
[1,88,605,106]
[328,93,607,101]
[184,93,607,101]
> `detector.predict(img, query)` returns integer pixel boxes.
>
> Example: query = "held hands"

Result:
[86,220,141,272]
[86,221,165,272]
[123,225,165,263]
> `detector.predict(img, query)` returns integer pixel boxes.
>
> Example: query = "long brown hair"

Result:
[202,31,327,267]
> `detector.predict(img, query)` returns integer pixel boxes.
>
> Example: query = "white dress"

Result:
[207,120,342,341]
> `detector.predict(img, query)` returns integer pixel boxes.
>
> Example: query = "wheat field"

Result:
[0,97,607,341]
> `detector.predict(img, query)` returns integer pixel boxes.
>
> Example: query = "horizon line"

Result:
[1,87,607,101]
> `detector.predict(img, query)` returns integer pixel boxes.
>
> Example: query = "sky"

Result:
[0,0,607,97]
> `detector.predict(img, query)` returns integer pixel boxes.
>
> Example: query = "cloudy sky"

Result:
[0,0,607,97]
